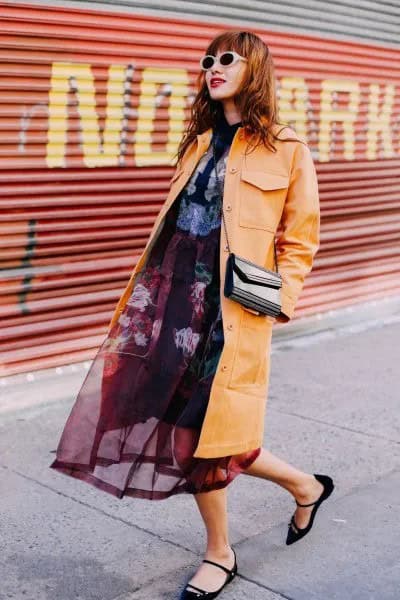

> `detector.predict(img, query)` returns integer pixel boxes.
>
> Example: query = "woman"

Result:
[50,31,334,599]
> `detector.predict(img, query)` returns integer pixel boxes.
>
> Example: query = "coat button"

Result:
[229,167,238,173]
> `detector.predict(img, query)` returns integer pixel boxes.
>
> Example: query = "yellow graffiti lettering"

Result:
[44,61,400,167]
[134,67,189,166]
[46,62,126,167]
[319,80,360,162]
[366,83,395,159]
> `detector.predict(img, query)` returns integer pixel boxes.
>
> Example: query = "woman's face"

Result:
[204,49,247,103]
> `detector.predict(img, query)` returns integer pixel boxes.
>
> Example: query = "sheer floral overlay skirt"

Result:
[49,208,261,500]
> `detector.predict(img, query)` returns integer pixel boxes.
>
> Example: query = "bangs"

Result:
[206,33,247,58]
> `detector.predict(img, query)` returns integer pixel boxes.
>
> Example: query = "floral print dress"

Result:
[50,114,261,500]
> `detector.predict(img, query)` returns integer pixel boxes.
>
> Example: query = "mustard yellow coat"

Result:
[108,124,320,458]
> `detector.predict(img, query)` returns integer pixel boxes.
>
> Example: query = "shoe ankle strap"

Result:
[202,558,234,576]
[295,498,318,507]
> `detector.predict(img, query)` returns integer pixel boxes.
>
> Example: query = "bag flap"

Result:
[232,255,282,289]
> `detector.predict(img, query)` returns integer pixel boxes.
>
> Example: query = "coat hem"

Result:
[192,438,263,459]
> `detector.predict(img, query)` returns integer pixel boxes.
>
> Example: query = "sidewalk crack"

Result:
[269,407,400,445]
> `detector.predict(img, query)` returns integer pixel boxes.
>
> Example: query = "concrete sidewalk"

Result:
[1,319,399,599]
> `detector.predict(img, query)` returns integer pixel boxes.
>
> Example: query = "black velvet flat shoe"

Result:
[179,548,237,599]
[286,473,334,545]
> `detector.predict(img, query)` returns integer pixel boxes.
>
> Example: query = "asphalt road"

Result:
[1,319,399,599]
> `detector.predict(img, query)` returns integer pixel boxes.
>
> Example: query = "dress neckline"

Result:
[214,113,242,142]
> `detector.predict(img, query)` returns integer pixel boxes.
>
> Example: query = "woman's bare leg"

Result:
[242,447,324,528]
[183,449,323,592]
[185,487,235,594]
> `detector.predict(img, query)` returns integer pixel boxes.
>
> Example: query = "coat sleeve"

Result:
[275,141,320,322]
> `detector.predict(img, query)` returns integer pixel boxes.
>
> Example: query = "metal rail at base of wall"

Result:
[273,295,400,342]
[1,296,399,419]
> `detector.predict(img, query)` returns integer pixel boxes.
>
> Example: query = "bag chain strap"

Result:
[211,134,279,273]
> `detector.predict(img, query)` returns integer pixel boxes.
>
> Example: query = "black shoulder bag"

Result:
[212,136,282,318]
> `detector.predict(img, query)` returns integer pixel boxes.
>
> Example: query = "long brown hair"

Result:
[175,30,302,165]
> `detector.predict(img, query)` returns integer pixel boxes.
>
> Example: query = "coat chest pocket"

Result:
[239,169,289,232]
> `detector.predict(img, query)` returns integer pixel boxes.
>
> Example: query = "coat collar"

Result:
[195,123,298,154]
[196,125,249,155]
[195,119,286,145]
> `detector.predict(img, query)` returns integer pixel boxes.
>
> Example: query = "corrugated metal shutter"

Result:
[13,0,400,46]
[1,1,399,375]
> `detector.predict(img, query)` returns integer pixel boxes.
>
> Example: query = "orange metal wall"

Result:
[1,2,400,375]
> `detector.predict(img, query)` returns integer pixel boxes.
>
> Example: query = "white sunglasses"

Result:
[199,51,248,71]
